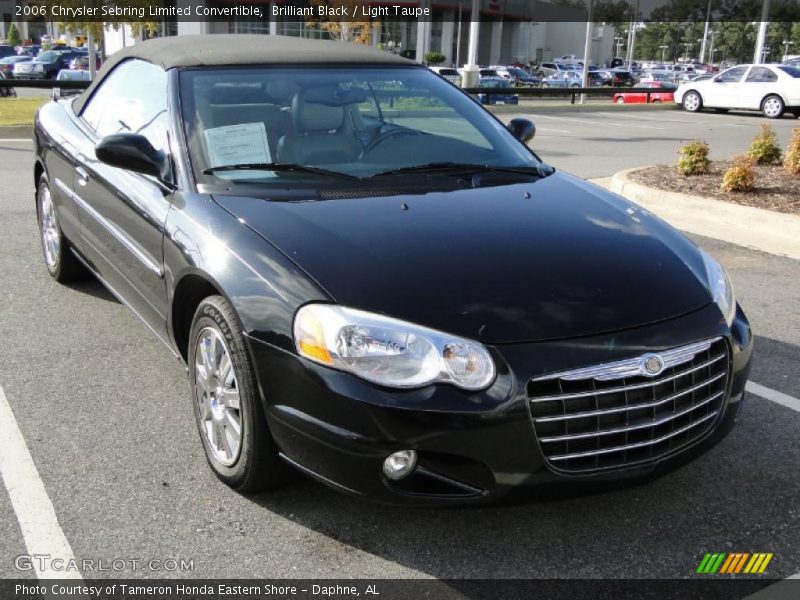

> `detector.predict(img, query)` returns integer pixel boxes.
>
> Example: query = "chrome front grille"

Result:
[528,338,729,474]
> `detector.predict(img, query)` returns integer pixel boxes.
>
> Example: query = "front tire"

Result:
[762,94,784,119]
[188,295,283,492]
[682,91,703,112]
[36,175,86,283]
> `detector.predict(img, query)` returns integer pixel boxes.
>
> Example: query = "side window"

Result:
[717,67,747,83]
[746,67,778,83]
[81,59,169,151]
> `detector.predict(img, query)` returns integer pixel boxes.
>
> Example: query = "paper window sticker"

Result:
[204,122,271,168]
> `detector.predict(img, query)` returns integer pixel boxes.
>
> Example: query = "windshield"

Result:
[180,66,539,184]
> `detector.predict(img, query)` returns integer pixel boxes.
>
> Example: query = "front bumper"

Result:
[246,302,752,505]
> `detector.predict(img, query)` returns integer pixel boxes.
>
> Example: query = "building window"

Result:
[229,17,270,35]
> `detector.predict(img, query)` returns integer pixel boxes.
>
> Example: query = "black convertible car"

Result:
[33,35,752,504]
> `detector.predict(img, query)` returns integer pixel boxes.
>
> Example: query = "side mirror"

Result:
[507,118,536,144]
[95,133,170,181]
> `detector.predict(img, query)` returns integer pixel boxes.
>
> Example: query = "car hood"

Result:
[212,171,712,344]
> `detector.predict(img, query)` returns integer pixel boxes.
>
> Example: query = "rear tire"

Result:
[188,295,284,493]
[682,91,703,112]
[36,175,87,283]
[761,94,784,119]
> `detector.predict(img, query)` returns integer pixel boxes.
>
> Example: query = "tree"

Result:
[6,23,22,48]
[29,0,160,51]
[306,0,373,44]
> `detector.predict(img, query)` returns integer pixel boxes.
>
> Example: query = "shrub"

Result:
[424,51,446,66]
[748,124,782,165]
[784,127,800,175]
[721,155,757,192]
[6,23,21,48]
[677,140,710,176]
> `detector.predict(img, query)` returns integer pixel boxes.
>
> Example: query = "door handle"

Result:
[76,167,89,187]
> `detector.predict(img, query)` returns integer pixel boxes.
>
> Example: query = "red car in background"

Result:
[613,81,677,104]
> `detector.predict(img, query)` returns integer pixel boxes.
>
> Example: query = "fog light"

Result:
[382,450,417,480]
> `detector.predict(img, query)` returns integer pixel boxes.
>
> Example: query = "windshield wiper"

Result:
[203,163,358,179]
[371,162,554,178]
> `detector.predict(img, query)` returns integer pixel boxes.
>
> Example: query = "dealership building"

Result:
[2,0,614,68]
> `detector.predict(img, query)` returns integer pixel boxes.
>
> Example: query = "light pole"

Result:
[708,30,717,65]
[753,0,771,64]
[615,36,623,58]
[683,42,693,62]
[626,0,641,70]
[580,0,594,104]
[699,0,712,63]
[659,44,668,63]
[783,40,794,61]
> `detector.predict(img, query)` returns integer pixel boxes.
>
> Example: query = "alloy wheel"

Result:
[38,184,59,269]
[194,327,242,466]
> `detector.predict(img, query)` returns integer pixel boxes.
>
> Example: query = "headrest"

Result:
[292,90,345,134]
[265,80,300,103]
[302,86,368,106]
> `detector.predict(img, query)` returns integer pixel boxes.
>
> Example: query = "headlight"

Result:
[701,251,736,325]
[294,304,496,391]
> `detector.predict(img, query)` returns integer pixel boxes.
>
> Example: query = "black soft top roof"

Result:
[73,34,415,112]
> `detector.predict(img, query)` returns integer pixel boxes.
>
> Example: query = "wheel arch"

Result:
[170,272,227,362]
[761,92,787,107]
[681,89,703,110]
[34,159,45,197]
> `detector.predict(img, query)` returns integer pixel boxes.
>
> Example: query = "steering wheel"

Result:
[359,127,429,158]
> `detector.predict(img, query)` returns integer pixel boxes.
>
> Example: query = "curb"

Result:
[605,167,800,260]
[0,125,33,139]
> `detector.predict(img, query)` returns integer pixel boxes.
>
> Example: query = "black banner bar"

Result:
[1,578,796,600]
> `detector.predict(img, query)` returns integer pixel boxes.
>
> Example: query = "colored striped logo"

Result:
[696,552,774,574]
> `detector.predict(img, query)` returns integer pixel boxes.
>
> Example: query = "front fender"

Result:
[164,193,329,353]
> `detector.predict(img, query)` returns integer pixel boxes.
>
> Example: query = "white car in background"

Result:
[556,54,581,65]
[675,64,800,118]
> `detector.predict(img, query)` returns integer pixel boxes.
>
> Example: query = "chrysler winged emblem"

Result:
[640,353,665,377]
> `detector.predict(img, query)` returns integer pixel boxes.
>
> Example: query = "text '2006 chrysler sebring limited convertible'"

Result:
[33,35,753,504]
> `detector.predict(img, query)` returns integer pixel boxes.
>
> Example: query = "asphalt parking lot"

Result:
[0,107,798,583]
[511,105,800,179]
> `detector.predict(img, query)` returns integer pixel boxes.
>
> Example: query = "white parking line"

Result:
[536,127,573,134]
[533,113,666,130]
[0,385,81,580]
[746,381,800,413]
[0,139,32,143]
